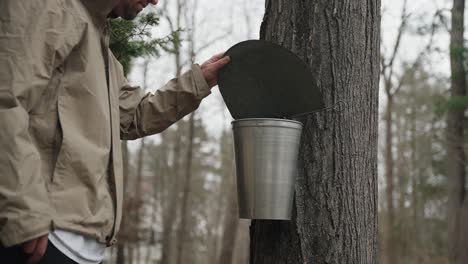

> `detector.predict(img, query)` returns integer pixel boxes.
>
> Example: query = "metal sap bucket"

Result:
[232,118,303,220]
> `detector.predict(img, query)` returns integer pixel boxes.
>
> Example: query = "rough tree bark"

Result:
[249,1,380,263]
[447,0,468,263]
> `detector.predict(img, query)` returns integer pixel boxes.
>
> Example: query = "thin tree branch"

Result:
[392,8,440,96]
[386,0,409,90]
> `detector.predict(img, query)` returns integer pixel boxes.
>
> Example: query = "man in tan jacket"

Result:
[0,0,230,263]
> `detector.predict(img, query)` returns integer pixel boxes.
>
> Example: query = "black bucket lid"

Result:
[218,40,324,119]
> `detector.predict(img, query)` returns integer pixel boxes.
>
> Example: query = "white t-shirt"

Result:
[49,229,106,264]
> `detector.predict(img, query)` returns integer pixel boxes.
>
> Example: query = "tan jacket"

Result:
[0,0,210,247]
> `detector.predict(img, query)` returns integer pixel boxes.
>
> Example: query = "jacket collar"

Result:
[80,0,120,21]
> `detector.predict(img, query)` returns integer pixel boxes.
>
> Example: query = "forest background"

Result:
[104,0,461,263]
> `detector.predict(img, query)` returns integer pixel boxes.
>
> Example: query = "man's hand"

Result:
[22,234,48,264]
[201,53,231,88]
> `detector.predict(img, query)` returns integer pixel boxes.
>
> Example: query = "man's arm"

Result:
[118,54,230,140]
[0,0,79,252]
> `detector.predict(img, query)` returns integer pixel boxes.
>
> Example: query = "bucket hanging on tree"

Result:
[232,118,302,219]
[218,40,324,220]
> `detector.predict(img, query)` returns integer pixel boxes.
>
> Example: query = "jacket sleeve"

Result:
[119,64,211,140]
[0,0,79,246]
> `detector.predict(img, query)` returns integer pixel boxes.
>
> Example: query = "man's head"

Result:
[111,0,159,20]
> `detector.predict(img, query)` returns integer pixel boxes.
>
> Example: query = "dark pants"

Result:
[0,240,77,264]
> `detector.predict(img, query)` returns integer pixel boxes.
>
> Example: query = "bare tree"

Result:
[171,0,232,262]
[143,139,164,264]
[380,3,409,262]
[216,131,238,264]
[175,111,196,264]
[447,0,468,263]
[117,139,130,264]
[380,2,442,261]
[160,129,183,264]
[174,1,199,262]
[249,0,380,263]
[158,1,185,263]
[132,59,151,263]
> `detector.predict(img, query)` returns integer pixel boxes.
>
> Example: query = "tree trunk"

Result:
[384,95,395,264]
[448,0,468,263]
[144,179,158,264]
[206,176,226,264]
[117,141,130,264]
[213,131,238,264]
[233,221,250,264]
[116,243,125,264]
[132,59,150,264]
[160,5,184,259]
[207,168,228,264]
[175,112,196,264]
[160,130,182,264]
[217,167,239,264]
[134,137,146,263]
[410,104,420,262]
[250,1,380,263]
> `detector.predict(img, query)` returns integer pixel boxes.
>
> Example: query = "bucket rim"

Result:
[231,118,303,126]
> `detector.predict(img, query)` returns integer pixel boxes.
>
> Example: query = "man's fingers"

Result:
[26,236,48,264]
[23,239,37,254]
[22,235,48,264]
[36,235,48,257]
[213,56,230,68]
[210,52,225,62]
[201,53,230,88]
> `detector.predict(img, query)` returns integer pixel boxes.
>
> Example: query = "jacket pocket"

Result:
[29,66,64,188]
